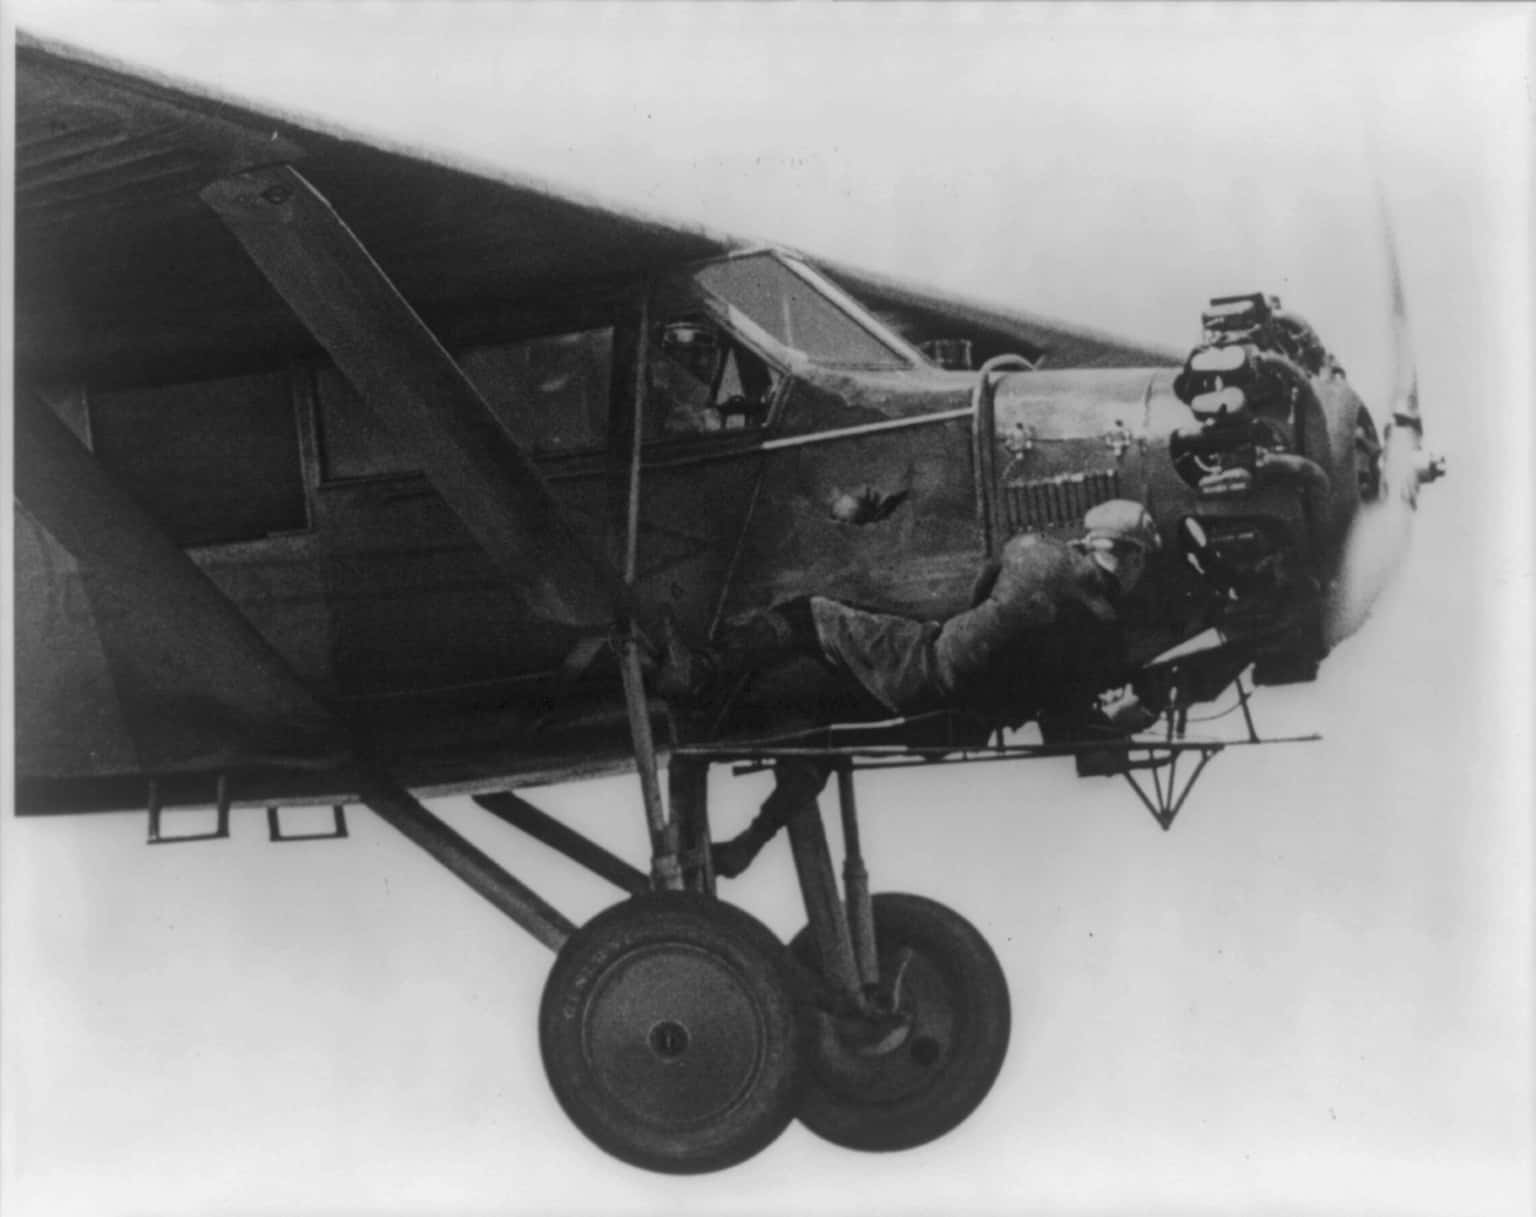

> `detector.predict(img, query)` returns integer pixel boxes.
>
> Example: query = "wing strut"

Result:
[201,164,630,628]
[14,393,573,950]
[13,391,344,771]
[204,164,682,887]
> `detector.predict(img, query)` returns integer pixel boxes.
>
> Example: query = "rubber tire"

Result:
[789,892,1011,1152]
[539,892,807,1174]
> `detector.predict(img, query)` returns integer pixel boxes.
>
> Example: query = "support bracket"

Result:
[1119,745,1222,832]
[146,775,231,845]
[267,804,350,843]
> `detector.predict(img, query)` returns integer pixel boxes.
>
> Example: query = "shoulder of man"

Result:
[998,530,1068,567]
[997,532,1093,583]
[997,532,1119,620]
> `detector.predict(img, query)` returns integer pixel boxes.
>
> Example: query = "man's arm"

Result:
[968,560,1002,607]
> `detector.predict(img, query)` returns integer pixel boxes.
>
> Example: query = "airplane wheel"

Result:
[789,892,1010,1152]
[539,892,806,1174]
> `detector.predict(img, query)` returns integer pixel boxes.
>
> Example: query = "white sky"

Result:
[3,4,1533,1216]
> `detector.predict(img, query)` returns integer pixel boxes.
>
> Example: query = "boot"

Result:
[716,605,802,668]
[656,600,817,703]
[712,759,830,878]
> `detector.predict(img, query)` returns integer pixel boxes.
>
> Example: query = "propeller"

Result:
[1323,194,1445,646]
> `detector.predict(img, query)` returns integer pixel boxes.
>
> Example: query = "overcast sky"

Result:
[3,5,1533,1217]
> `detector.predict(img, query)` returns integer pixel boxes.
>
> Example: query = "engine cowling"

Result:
[986,292,1379,687]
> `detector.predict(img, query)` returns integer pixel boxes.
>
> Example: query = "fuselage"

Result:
[14,251,1387,813]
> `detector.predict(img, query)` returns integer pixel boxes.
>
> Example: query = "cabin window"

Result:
[692,253,911,370]
[647,312,780,439]
[90,370,306,547]
[316,326,614,479]
[461,327,613,453]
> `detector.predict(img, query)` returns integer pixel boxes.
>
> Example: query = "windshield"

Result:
[692,253,914,370]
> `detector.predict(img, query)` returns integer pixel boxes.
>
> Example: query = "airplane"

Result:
[10,33,1445,1175]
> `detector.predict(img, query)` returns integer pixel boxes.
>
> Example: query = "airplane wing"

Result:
[14,33,731,382]
[18,33,721,631]
[16,33,1172,390]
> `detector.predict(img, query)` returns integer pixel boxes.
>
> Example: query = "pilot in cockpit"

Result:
[651,316,774,436]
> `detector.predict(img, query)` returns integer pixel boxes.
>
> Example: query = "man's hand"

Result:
[1131,667,1173,715]
[1098,686,1158,733]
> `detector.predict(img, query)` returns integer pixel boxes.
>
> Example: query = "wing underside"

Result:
[14,34,731,384]
[16,35,1173,383]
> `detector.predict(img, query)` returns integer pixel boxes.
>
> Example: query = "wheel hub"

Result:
[815,952,954,1101]
[540,893,805,1174]
[788,893,1011,1153]
[583,943,765,1128]
[648,1020,690,1060]
[832,1003,913,1058]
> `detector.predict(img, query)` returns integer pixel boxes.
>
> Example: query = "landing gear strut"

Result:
[777,764,1011,1152]
[485,745,1013,1171]
[372,698,1314,1172]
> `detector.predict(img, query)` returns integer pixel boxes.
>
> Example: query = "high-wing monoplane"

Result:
[11,35,1444,1173]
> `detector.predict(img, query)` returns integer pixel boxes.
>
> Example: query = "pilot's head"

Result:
[659,317,720,385]
[1082,500,1161,593]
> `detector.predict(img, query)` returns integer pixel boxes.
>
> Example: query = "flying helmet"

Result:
[1081,500,1162,575]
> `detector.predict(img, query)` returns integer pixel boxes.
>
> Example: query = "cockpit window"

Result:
[692,253,913,370]
[647,311,778,438]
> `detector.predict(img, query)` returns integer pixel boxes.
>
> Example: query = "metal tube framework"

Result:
[787,796,866,1009]
[474,791,648,895]
[354,769,577,952]
[836,764,880,988]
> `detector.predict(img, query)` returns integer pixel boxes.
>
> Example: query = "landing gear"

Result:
[537,892,806,1175]
[401,738,1031,1171]
[789,893,1011,1152]
[397,707,1314,1171]
[755,761,1011,1152]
